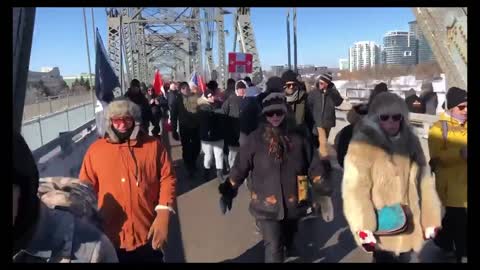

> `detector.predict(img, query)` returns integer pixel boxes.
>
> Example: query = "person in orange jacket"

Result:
[79,97,176,263]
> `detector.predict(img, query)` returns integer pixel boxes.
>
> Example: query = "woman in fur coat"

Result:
[342,92,442,263]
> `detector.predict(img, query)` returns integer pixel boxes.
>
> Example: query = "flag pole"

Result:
[83,8,96,116]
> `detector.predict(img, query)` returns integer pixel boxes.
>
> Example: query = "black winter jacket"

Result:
[307,84,344,133]
[197,97,225,142]
[230,124,328,220]
[125,90,152,132]
[167,90,180,112]
[170,93,200,131]
[239,97,262,135]
[405,95,426,114]
[222,95,243,147]
[146,93,168,117]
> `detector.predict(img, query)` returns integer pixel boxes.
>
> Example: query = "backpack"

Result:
[37,177,102,229]
[440,120,449,149]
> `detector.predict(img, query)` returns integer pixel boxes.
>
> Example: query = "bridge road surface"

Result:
[161,112,456,263]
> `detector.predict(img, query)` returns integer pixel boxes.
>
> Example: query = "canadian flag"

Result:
[152,69,164,96]
[228,52,253,73]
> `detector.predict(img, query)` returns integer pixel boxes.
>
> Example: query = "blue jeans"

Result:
[258,219,298,263]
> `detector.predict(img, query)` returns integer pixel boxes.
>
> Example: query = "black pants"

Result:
[257,219,298,263]
[116,244,164,263]
[372,250,412,263]
[179,126,201,171]
[434,207,467,260]
[151,112,161,136]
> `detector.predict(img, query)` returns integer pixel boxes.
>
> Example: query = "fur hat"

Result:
[352,92,425,165]
[105,97,142,143]
[261,92,287,114]
[367,92,409,123]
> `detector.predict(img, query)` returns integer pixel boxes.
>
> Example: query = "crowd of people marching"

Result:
[13,70,467,263]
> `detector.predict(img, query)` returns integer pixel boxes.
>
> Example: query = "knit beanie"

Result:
[444,87,467,109]
[281,70,298,83]
[261,92,287,114]
[318,73,332,84]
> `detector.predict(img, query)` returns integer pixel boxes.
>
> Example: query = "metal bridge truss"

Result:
[105,8,223,88]
[107,7,264,89]
[413,8,467,90]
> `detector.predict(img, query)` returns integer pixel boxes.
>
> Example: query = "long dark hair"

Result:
[261,117,290,162]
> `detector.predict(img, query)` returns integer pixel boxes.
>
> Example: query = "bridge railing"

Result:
[21,101,95,151]
[23,93,92,121]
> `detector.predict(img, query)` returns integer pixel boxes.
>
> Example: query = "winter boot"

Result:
[202,167,212,182]
[217,169,225,184]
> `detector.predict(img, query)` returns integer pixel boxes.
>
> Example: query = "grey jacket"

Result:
[307,84,344,132]
[13,203,118,263]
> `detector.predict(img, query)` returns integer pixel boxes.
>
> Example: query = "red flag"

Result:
[198,74,206,94]
[152,70,164,96]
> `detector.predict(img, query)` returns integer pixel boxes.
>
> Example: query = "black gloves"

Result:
[312,179,333,197]
[321,159,332,175]
[218,179,238,214]
[172,131,180,141]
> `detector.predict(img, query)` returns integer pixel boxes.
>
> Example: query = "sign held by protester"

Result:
[228,52,253,73]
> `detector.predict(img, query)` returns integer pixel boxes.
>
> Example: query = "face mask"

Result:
[112,125,134,142]
[450,112,467,123]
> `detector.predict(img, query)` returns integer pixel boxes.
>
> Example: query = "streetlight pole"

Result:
[82,8,95,116]
[293,8,298,74]
[286,9,291,70]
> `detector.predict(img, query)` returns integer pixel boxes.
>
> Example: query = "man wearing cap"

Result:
[428,87,467,263]
[307,73,344,161]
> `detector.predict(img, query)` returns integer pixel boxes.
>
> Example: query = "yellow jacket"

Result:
[428,112,467,208]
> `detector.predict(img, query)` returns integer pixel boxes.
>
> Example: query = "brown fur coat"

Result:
[342,92,442,255]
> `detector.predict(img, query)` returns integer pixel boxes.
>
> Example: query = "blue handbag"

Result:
[374,203,408,236]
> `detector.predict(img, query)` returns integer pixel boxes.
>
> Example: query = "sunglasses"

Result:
[111,117,134,125]
[457,105,467,111]
[379,114,403,122]
[265,110,285,117]
[284,83,296,89]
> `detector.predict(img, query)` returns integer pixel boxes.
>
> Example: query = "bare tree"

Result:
[415,61,442,80]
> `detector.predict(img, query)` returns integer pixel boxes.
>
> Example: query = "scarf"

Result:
[285,90,299,103]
